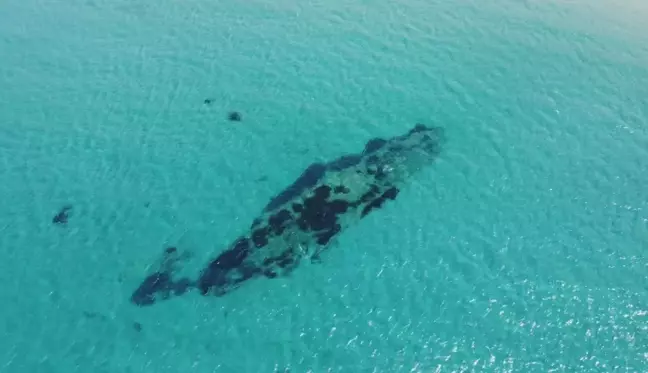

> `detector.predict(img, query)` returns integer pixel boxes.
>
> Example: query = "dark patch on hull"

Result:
[130,247,193,305]
[130,123,444,307]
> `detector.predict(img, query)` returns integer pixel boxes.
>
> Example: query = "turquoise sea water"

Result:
[1,0,648,371]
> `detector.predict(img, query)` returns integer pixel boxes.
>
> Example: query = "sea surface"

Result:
[1,0,648,372]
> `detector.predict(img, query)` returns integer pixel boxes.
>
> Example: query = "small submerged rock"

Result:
[227,111,242,122]
[52,205,72,225]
